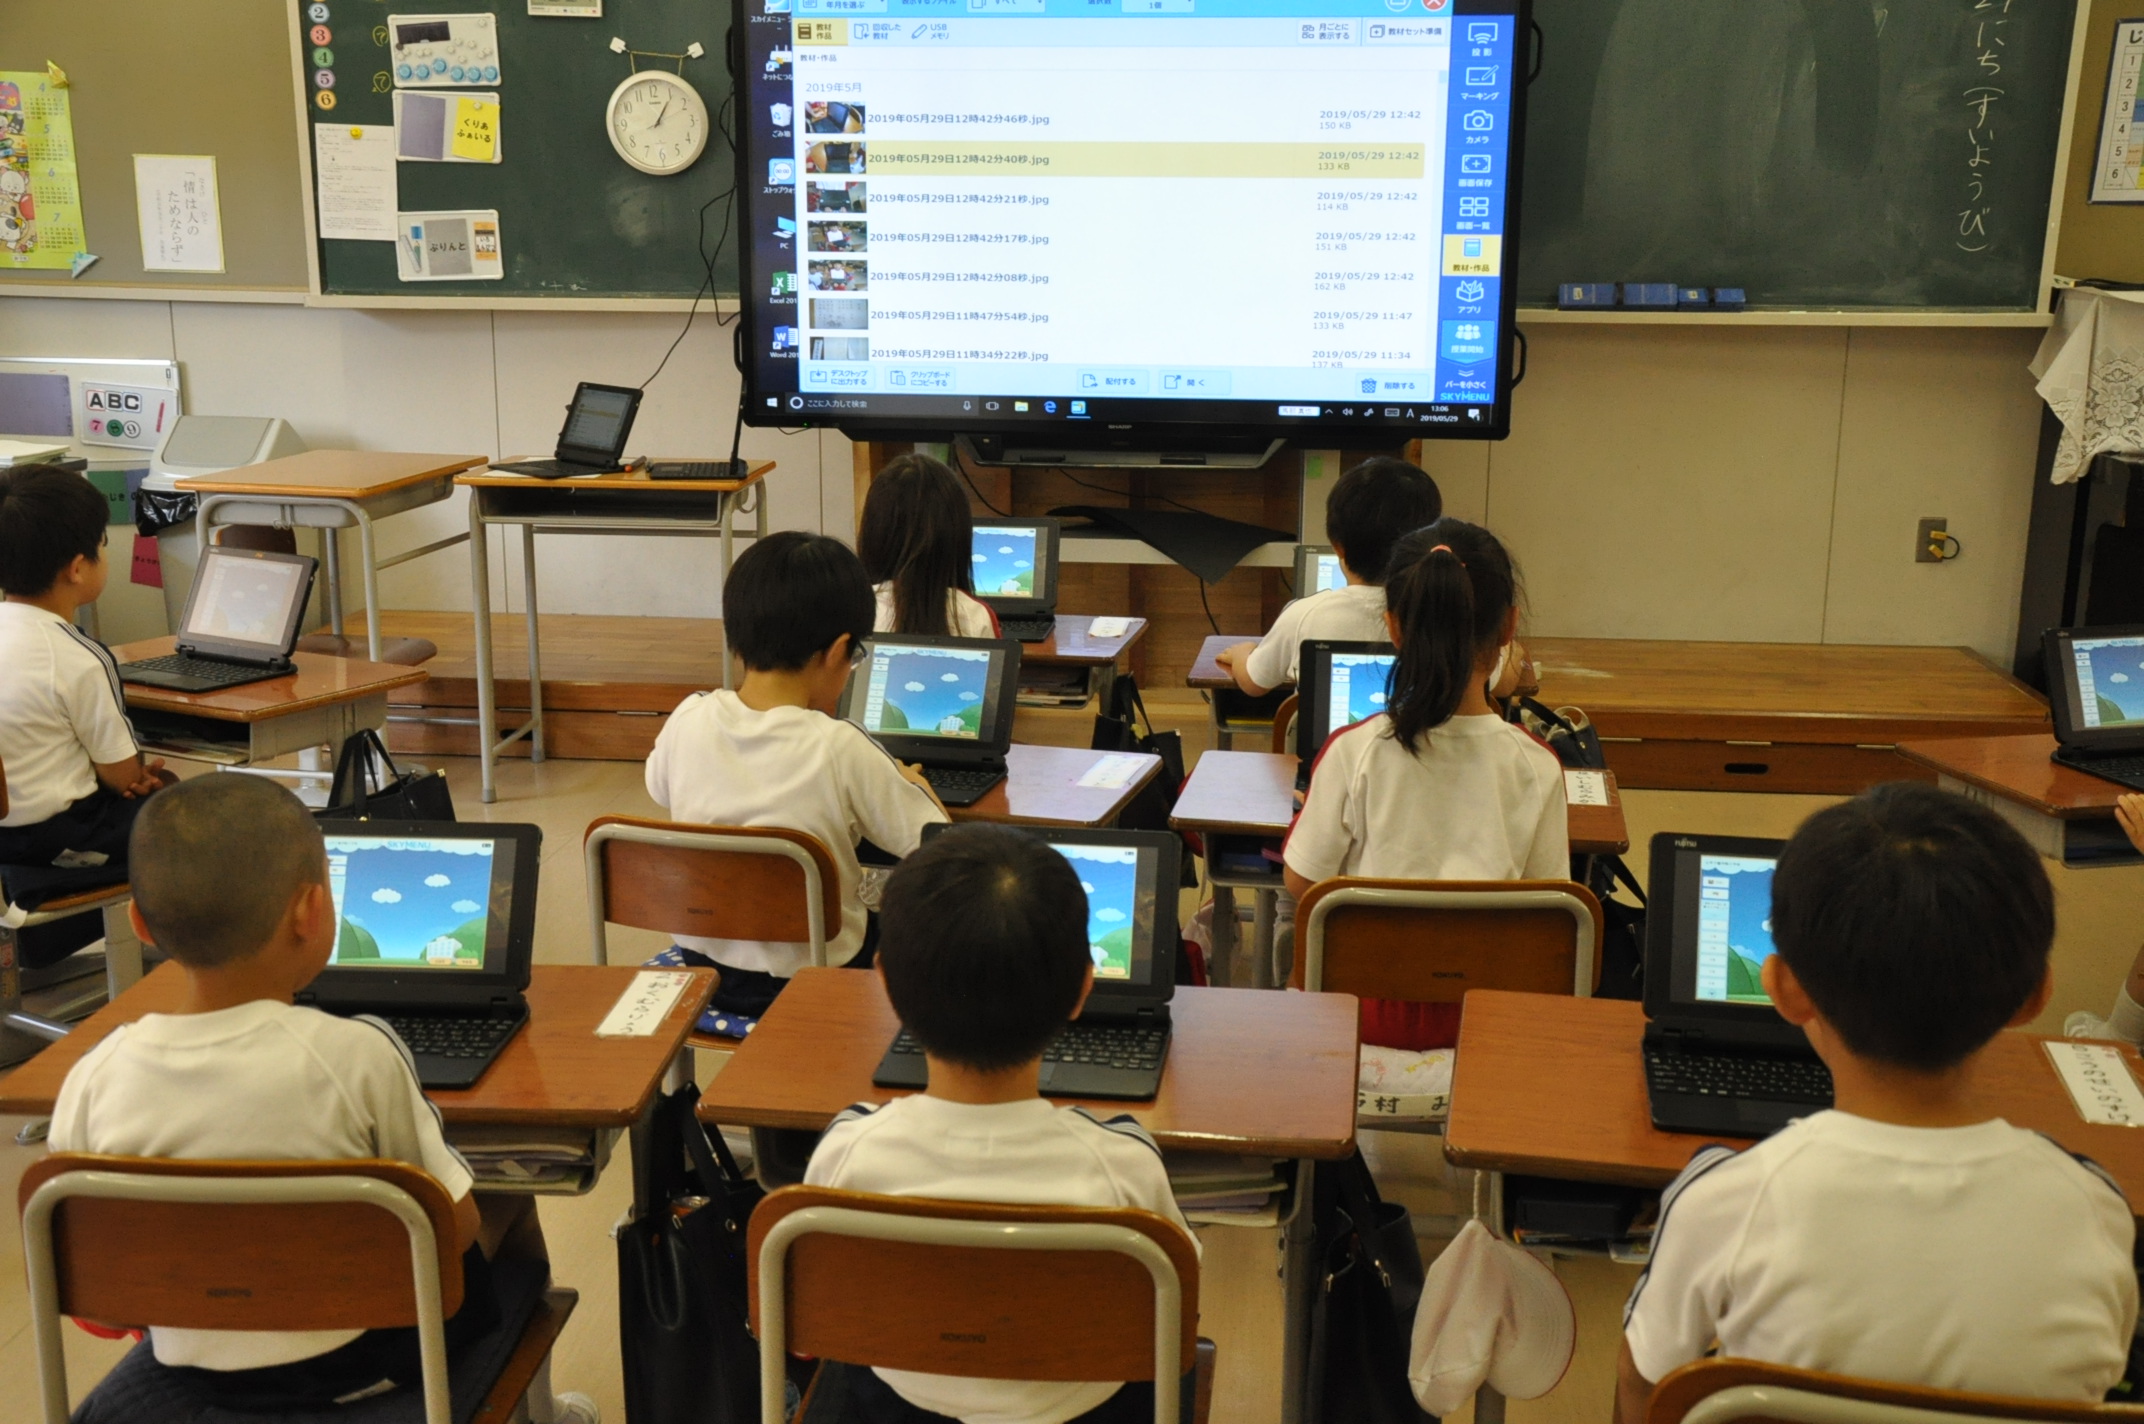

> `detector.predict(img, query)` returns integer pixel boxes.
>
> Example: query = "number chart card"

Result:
[2092,19,2144,203]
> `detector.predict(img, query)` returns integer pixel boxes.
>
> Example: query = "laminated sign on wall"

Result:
[77,383,176,449]
[133,154,224,272]
[396,209,503,280]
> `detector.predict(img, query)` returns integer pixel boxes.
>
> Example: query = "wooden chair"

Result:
[750,1186,1214,1424]
[1290,876,1603,1002]
[19,1154,577,1424]
[1271,693,1299,756]
[0,755,143,1050]
[1648,1357,2144,1424]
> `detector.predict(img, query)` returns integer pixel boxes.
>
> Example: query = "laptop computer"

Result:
[1640,832,1834,1137]
[118,546,317,693]
[490,382,642,479]
[875,825,1182,1100]
[298,820,543,1090]
[839,632,1022,806]
[2043,625,2144,791]
[970,517,1060,643]
[1293,543,1347,597]
[1294,639,1396,773]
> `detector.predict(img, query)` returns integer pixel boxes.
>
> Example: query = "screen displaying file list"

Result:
[740,0,1521,435]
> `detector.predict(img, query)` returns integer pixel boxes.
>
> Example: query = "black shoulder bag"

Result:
[316,728,457,822]
[1310,1150,1430,1424]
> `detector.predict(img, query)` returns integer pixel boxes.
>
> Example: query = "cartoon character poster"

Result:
[0,72,86,270]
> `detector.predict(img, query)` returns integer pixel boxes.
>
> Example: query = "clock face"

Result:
[608,72,709,176]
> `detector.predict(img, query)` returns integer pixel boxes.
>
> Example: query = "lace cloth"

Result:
[2032,286,2144,483]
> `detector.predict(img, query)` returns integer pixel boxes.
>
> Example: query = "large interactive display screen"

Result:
[736,0,1528,441]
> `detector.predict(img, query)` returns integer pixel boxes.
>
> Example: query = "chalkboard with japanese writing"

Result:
[1515,0,2079,310]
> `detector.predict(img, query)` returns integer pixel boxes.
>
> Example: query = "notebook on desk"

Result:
[2044,626,2144,792]
[1640,832,1833,1137]
[875,825,1181,1100]
[1294,639,1396,772]
[489,382,642,480]
[298,821,543,1090]
[971,517,1060,643]
[839,633,1022,806]
[118,546,317,693]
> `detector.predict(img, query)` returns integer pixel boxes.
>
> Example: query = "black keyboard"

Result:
[2055,749,2144,792]
[921,765,1006,807]
[1644,1048,1834,1105]
[118,653,274,687]
[648,460,734,481]
[890,1023,1169,1072]
[381,1013,521,1061]
[998,615,1057,644]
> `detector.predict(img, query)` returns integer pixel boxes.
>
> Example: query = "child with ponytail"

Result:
[857,453,1000,639]
[1281,517,1567,1050]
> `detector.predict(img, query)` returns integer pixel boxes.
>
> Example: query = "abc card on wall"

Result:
[77,383,176,450]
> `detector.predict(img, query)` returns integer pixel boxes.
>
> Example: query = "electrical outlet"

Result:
[1916,517,1949,563]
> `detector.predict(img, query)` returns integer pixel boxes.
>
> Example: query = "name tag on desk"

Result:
[1078,753,1144,789]
[1564,769,1611,807]
[1086,616,1132,638]
[2046,1041,2144,1126]
[596,970,694,1038]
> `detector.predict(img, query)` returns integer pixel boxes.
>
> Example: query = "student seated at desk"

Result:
[646,531,948,1028]
[1282,520,1566,1051]
[0,464,175,967]
[805,823,1198,1424]
[2066,793,2144,1045]
[1214,456,1441,695]
[858,452,1000,638]
[1618,784,2136,1417]
[48,776,583,1417]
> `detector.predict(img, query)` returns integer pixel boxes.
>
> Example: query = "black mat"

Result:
[1048,506,1292,584]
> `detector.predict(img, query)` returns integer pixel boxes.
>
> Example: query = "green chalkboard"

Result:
[305,1,738,298]
[1517,0,2078,310]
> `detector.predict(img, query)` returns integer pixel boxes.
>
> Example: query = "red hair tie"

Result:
[1429,544,1453,554]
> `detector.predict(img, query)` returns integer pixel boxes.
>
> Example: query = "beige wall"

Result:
[0,296,2045,659]
[1419,323,2045,661]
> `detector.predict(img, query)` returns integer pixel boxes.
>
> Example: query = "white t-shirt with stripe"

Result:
[1243,583,1388,690]
[1624,1111,2137,1398]
[805,1094,1199,1424]
[0,601,137,827]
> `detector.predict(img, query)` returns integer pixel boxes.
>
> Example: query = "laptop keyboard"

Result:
[890,1024,1168,1072]
[998,615,1057,643]
[381,1013,520,1061]
[647,461,729,481]
[921,766,1005,806]
[2058,751,2144,792]
[119,653,273,687]
[1645,1048,1834,1105]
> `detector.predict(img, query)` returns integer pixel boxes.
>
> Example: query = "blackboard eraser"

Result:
[1676,286,1711,308]
[1621,282,1676,309]
[1558,283,1618,308]
[1713,287,1747,311]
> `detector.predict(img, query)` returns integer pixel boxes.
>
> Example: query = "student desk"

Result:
[0,963,717,1188]
[181,451,488,665]
[114,637,429,767]
[1897,734,2139,867]
[1168,750,1630,987]
[457,463,774,804]
[950,743,1162,828]
[697,966,1357,1424]
[1019,613,1149,706]
[1442,991,2144,1211]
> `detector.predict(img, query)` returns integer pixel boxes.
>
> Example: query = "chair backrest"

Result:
[1291,877,1603,1001]
[583,815,841,966]
[1649,1358,2144,1424]
[749,1186,1200,1424]
[1271,694,1299,756]
[18,1155,462,1424]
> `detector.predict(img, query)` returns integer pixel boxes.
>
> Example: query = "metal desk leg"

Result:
[521,522,544,764]
[321,525,346,637]
[353,504,383,663]
[1280,1158,1316,1424]
[468,495,501,804]
[1208,883,1238,987]
[1251,887,1278,989]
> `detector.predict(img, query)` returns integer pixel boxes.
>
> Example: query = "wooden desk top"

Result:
[1444,992,2144,1211]
[1529,639,2049,744]
[115,637,429,724]
[459,459,775,494]
[950,743,1163,828]
[1022,614,1150,668]
[1168,750,1630,855]
[0,964,716,1127]
[696,968,1360,1160]
[177,450,486,499]
[1188,633,1249,689]
[1897,735,2130,820]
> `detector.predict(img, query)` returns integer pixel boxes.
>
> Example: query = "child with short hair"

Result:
[0,464,174,966]
[1618,784,2136,1418]
[1283,518,1566,1050]
[805,823,1197,1424]
[47,776,581,1415]
[1216,455,1443,695]
[857,453,998,639]
[646,530,947,1027]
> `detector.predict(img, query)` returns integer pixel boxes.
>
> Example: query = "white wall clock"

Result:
[607,69,708,175]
